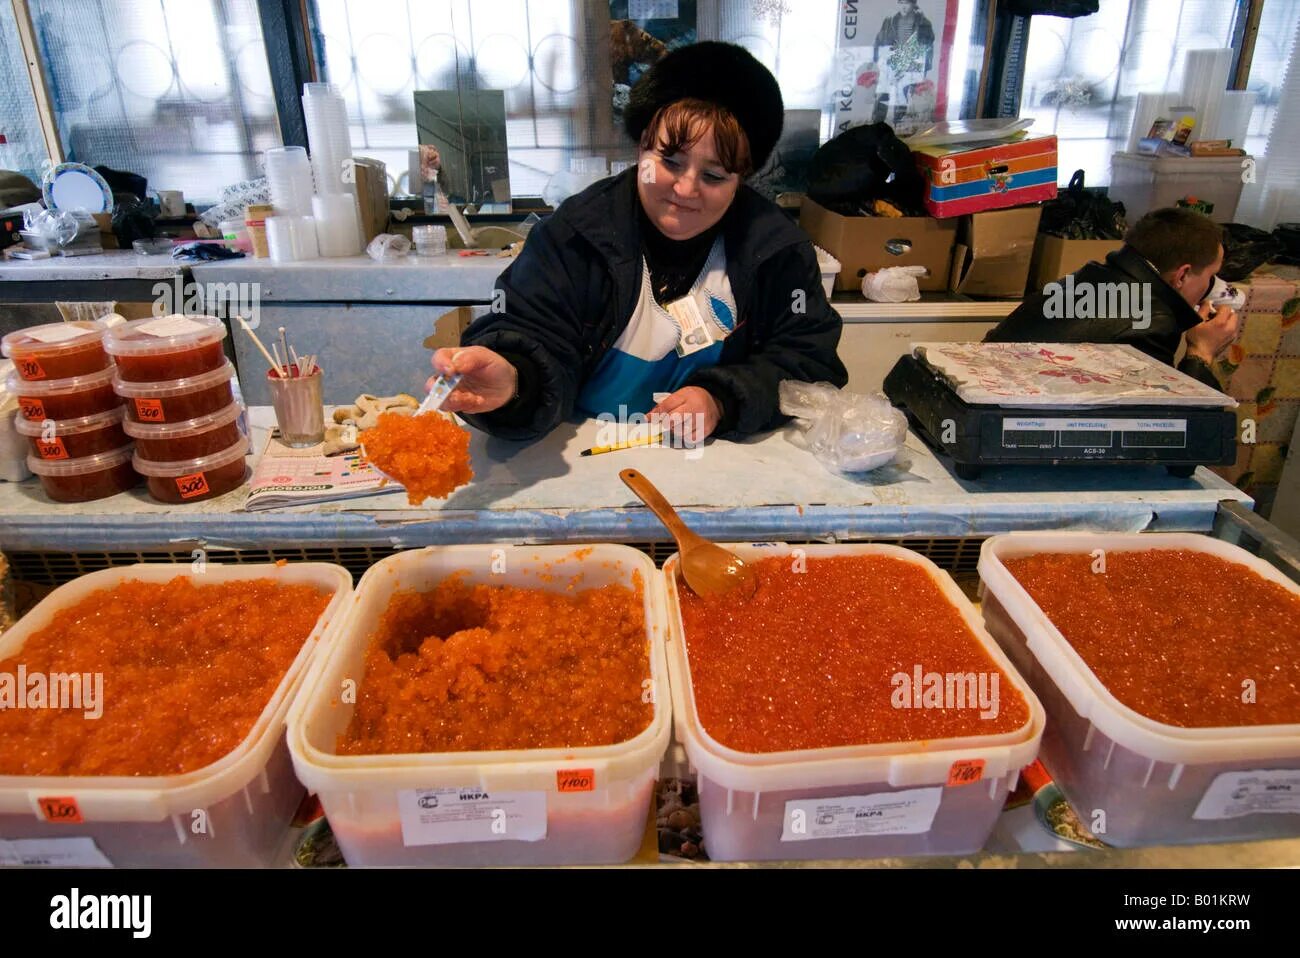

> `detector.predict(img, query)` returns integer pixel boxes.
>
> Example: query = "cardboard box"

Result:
[913,136,1058,217]
[799,197,958,292]
[422,305,477,351]
[949,206,1042,298]
[1027,234,1125,293]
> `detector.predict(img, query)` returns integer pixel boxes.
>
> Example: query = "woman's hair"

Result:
[638,98,754,176]
[1125,208,1224,272]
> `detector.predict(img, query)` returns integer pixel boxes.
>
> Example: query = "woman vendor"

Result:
[430,41,848,442]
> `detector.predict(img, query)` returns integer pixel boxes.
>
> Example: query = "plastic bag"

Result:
[1039,170,1127,239]
[805,122,926,216]
[862,265,926,303]
[366,233,412,261]
[1219,223,1284,281]
[779,380,907,474]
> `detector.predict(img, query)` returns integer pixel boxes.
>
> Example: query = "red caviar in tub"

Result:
[0,577,333,776]
[338,575,652,754]
[1003,549,1300,728]
[678,555,1030,752]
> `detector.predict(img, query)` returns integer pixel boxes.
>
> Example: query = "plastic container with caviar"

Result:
[132,433,249,503]
[15,405,129,461]
[287,544,671,867]
[2,319,112,381]
[27,443,139,503]
[124,401,244,462]
[7,367,120,423]
[113,360,237,424]
[0,561,352,867]
[663,542,1044,863]
[978,531,1300,848]
[103,314,228,382]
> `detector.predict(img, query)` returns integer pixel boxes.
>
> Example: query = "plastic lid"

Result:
[132,433,249,477]
[27,442,134,476]
[103,315,227,357]
[111,359,236,398]
[2,320,108,359]
[5,365,117,396]
[14,404,126,437]
[122,401,242,440]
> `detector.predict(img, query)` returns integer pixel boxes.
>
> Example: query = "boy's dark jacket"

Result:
[985,246,1221,389]
[459,168,848,440]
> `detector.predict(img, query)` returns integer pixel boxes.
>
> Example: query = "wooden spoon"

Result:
[620,468,758,600]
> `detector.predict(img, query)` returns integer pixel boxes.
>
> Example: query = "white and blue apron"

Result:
[577,235,737,417]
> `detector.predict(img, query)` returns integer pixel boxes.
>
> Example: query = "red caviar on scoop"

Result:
[679,555,1030,752]
[338,575,653,754]
[0,577,333,776]
[1004,549,1300,728]
[360,411,473,505]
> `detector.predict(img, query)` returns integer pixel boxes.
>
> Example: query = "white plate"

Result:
[43,163,113,214]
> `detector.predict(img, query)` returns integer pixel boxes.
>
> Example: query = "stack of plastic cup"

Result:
[312,195,362,258]
[302,83,355,197]
[264,146,315,217]
[266,215,321,262]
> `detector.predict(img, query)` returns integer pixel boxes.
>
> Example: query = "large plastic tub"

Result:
[978,532,1300,848]
[0,562,351,867]
[288,545,671,866]
[1108,152,1246,223]
[665,543,1044,862]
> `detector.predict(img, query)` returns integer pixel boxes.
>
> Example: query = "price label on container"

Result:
[135,398,165,422]
[37,795,83,824]
[19,398,46,421]
[1194,769,1300,820]
[781,787,942,841]
[18,358,46,379]
[0,838,111,868]
[397,787,547,847]
[35,438,69,460]
[176,471,211,499]
[556,769,595,792]
[947,759,986,787]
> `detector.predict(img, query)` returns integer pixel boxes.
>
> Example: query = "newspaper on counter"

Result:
[244,430,394,511]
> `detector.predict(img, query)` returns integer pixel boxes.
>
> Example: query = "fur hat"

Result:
[624,41,784,172]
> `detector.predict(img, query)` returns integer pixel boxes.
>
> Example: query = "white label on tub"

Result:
[781,787,943,841]
[25,324,90,344]
[1193,769,1300,820]
[397,787,547,846]
[137,315,208,338]
[0,837,113,867]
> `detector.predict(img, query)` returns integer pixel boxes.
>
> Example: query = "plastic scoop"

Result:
[619,467,758,600]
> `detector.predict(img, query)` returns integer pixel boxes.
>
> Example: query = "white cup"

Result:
[157,190,186,218]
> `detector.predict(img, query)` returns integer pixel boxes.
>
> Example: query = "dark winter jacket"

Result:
[459,168,848,441]
[985,245,1221,390]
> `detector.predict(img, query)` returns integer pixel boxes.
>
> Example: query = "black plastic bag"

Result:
[1219,222,1284,281]
[1041,170,1127,239]
[805,122,926,216]
[1271,222,1300,266]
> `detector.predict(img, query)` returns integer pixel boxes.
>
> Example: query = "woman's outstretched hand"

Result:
[429,346,518,414]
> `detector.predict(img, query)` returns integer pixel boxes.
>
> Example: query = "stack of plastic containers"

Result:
[104,315,248,504]
[302,82,362,256]
[2,319,140,502]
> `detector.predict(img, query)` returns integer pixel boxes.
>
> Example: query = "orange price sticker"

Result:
[38,795,83,823]
[176,471,210,499]
[947,759,985,787]
[556,768,595,792]
[135,398,165,422]
[18,358,46,380]
[35,437,69,460]
[19,397,46,421]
